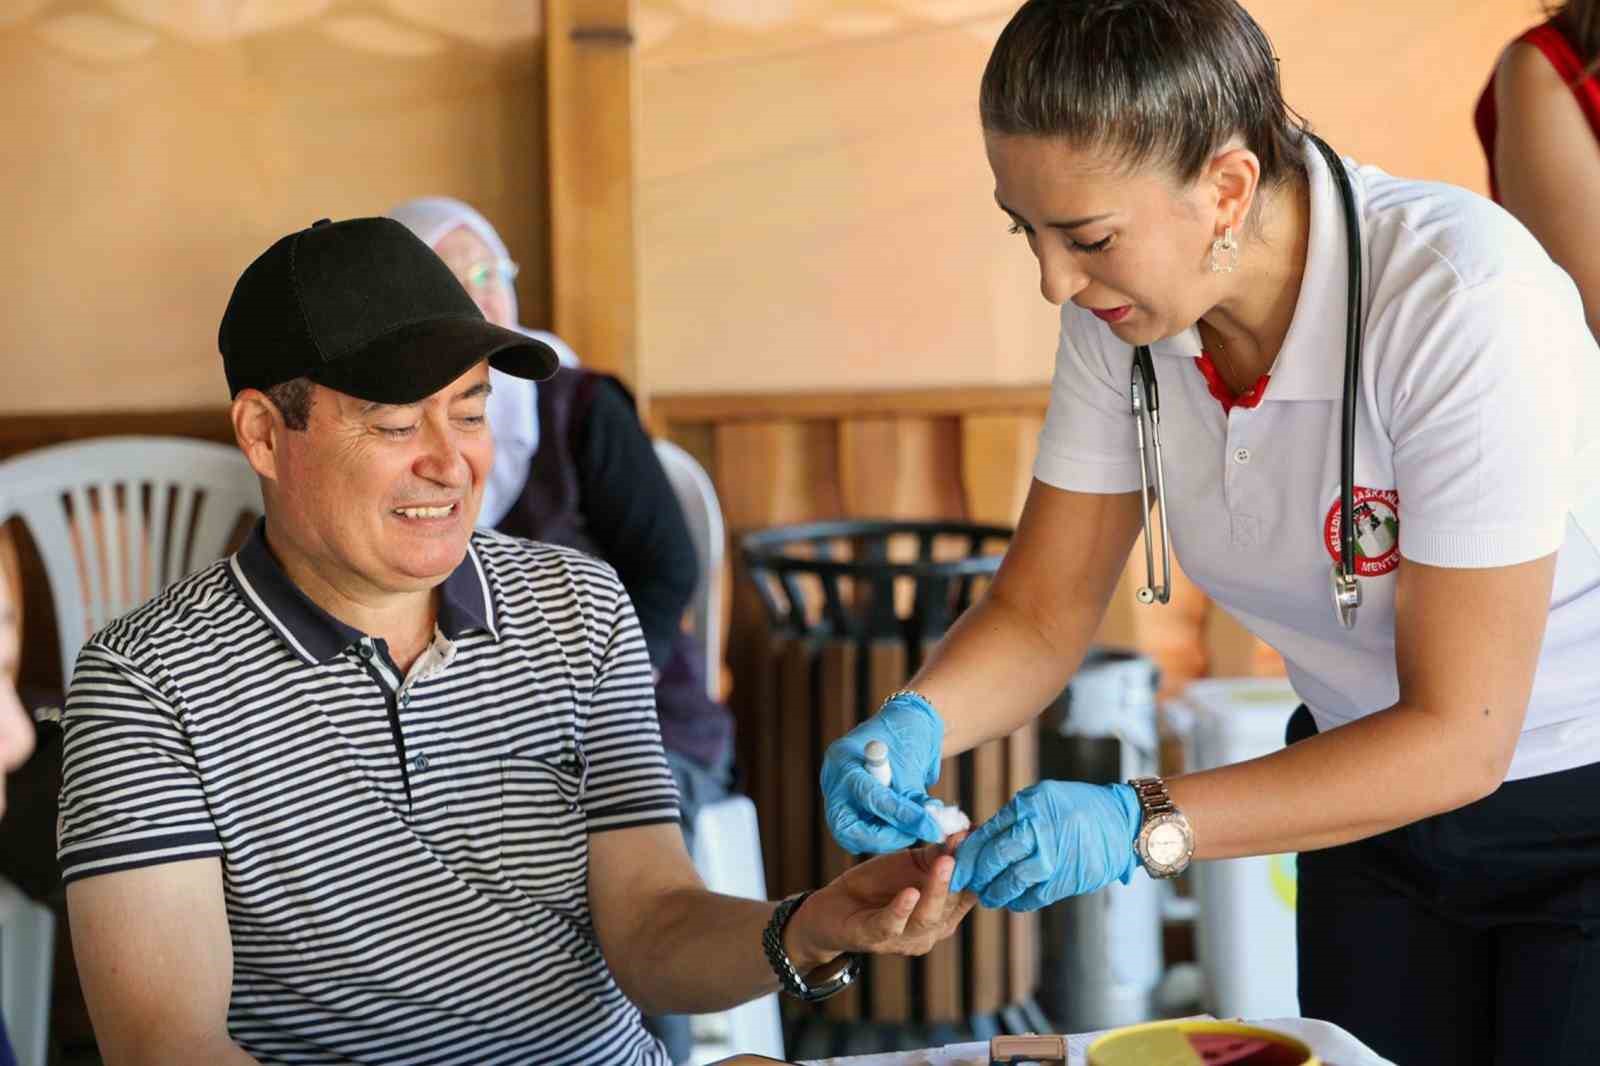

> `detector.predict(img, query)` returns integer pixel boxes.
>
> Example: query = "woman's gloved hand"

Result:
[821,693,946,854]
[950,781,1142,910]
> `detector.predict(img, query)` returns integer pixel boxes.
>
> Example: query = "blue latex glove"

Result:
[821,693,946,853]
[950,781,1142,911]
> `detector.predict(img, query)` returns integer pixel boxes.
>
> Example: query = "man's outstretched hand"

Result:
[781,834,977,971]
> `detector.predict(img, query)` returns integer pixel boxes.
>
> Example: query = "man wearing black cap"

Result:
[55,218,972,1065]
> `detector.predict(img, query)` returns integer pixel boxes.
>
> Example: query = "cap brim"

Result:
[307,315,560,406]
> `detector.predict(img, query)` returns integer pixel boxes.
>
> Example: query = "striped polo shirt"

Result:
[58,523,680,1065]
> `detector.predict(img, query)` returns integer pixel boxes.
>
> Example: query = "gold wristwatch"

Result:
[1129,776,1195,879]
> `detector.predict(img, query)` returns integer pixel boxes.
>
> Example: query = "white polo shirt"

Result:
[1034,139,1600,781]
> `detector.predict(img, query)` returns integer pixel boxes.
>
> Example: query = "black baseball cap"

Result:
[218,216,559,405]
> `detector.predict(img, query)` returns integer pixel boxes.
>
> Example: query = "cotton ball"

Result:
[923,799,971,841]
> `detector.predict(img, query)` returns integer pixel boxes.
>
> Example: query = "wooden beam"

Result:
[546,0,642,396]
[0,408,234,461]
[650,385,1053,432]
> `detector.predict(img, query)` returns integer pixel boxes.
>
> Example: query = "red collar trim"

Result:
[1194,350,1270,414]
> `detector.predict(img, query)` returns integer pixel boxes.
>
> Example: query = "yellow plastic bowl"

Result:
[1086,1019,1320,1066]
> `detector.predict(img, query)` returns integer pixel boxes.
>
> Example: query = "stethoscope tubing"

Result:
[1130,131,1364,628]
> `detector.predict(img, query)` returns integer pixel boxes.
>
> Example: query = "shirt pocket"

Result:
[499,753,589,907]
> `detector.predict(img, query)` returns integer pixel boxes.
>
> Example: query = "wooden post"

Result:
[545,0,642,397]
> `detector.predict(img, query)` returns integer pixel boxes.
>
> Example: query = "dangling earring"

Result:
[1210,226,1239,274]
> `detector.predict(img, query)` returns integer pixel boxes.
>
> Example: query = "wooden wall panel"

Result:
[839,418,967,522]
[628,1,1534,399]
[710,421,844,530]
[636,9,1058,397]
[6,0,1537,416]
[959,414,1043,527]
[1,2,550,416]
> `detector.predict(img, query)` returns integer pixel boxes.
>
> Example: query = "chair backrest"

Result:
[690,795,784,1059]
[0,436,262,683]
[652,440,724,698]
[0,876,55,1066]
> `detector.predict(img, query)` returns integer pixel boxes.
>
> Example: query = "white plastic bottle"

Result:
[864,739,892,787]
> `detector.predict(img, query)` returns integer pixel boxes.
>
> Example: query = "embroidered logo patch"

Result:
[1323,487,1400,577]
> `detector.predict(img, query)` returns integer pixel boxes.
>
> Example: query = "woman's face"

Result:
[985,132,1230,346]
[433,224,516,329]
[0,579,34,821]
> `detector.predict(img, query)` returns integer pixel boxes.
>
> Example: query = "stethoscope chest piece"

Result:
[1331,563,1361,629]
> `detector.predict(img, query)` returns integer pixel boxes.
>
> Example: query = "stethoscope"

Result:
[1132,132,1366,629]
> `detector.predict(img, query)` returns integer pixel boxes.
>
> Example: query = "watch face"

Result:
[1148,821,1189,866]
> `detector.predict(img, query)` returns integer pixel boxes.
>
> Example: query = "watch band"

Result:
[884,688,936,711]
[762,892,861,1002]
[1129,775,1178,819]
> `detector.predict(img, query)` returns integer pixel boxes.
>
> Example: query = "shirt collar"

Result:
[1252,137,1358,402]
[227,520,499,666]
[1142,136,1356,405]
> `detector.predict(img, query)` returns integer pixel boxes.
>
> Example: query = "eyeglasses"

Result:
[462,259,520,290]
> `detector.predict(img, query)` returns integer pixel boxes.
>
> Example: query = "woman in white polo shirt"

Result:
[818,2,1600,1062]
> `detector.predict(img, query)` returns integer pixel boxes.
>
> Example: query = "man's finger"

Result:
[863,887,918,944]
[905,854,954,929]
[929,891,979,939]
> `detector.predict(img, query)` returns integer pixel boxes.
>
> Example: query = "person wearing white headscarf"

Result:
[385,197,578,527]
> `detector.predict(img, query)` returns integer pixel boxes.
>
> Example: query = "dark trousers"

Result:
[1287,706,1600,1065]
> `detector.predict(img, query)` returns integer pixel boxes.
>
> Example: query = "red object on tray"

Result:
[1191,1035,1271,1063]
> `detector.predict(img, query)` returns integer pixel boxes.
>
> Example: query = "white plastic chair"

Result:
[653,440,724,696]
[687,795,782,1064]
[652,440,783,1064]
[0,436,262,683]
[0,880,53,1066]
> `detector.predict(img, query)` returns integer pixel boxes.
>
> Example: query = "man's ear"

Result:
[231,390,281,483]
[1208,145,1263,235]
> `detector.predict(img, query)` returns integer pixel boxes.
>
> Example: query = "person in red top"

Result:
[1477,2,1600,339]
